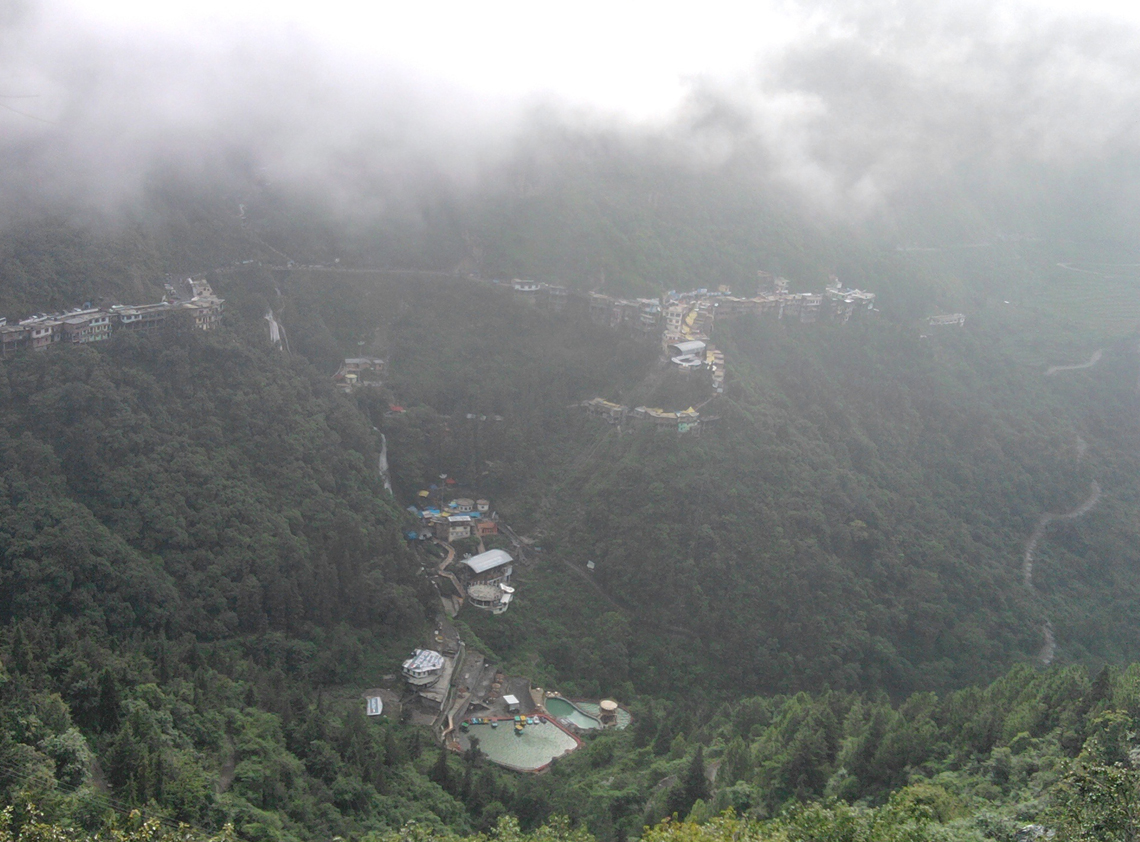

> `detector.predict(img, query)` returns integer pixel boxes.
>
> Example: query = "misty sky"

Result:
[25,0,1140,116]
[5,0,1140,215]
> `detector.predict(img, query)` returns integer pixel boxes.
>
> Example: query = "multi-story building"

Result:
[824,279,876,323]
[112,303,172,334]
[0,323,28,357]
[457,549,515,613]
[433,514,473,542]
[28,320,61,350]
[61,311,111,344]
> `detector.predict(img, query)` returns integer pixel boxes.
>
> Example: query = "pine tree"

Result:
[430,747,452,793]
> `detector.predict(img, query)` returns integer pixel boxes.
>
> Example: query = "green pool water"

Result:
[546,697,602,729]
[463,719,578,771]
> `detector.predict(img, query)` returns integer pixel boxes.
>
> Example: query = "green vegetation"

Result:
[8,142,1140,842]
[285,270,1140,700]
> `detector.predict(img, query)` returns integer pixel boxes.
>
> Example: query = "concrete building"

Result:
[467,582,514,614]
[458,549,515,613]
[458,549,513,586]
[825,279,876,323]
[27,320,61,351]
[0,324,28,357]
[629,406,702,434]
[927,313,966,327]
[434,514,473,542]
[542,285,569,312]
[402,649,445,686]
[667,339,706,371]
[61,311,111,344]
[112,303,172,334]
[582,397,628,424]
[512,279,541,306]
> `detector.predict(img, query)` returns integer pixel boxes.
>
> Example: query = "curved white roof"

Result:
[460,548,513,573]
[669,340,706,354]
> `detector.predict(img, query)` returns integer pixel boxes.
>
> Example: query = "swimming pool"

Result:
[461,717,579,771]
[545,697,602,730]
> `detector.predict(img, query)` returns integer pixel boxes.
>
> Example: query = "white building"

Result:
[458,549,514,586]
[402,649,445,686]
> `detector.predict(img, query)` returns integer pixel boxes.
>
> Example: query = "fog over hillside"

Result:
[3,0,1140,228]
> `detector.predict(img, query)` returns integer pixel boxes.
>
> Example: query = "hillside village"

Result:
[364,271,879,772]
[0,277,224,357]
[510,272,875,395]
[0,261,879,778]
[371,491,634,775]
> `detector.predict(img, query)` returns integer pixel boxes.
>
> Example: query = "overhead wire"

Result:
[0,100,57,124]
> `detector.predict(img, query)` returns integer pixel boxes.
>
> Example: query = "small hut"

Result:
[599,699,619,727]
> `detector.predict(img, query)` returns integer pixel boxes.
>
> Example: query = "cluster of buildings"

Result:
[0,278,224,358]
[333,356,386,390]
[580,397,717,435]
[408,496,516,614]
[691,274,876,324]
[411,497,500,543]
[582,273,877,393]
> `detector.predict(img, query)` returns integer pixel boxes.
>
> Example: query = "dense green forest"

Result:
[257,268,1140,700]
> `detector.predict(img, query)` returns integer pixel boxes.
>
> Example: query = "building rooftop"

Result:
[402,649,445,673]
[467,583,504,601]
[460,548,513,574]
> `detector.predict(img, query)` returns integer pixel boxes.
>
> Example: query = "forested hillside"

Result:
[3,142,1140,842]
[258,266,1140,702]
[0,321,473,838]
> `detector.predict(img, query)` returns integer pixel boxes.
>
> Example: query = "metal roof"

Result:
[459,548,513,574]
[402,649,444,673]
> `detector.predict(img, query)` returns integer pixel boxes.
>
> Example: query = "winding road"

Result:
[1024,348,1109,664]
[1022,481,1101,589]
[1056,261,1140,278]
[1045,349,1103,376]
